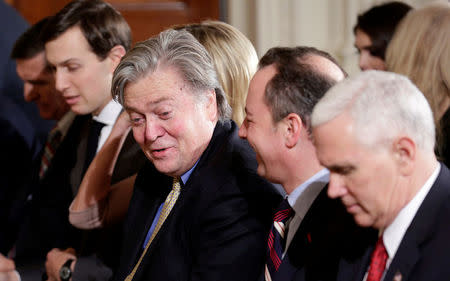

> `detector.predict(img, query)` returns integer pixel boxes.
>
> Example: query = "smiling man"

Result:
[312,70,450,281]
[111,29,281,281]
[238,46,376,281]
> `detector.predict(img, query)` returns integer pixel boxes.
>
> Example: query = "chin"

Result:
[353,214,376,228]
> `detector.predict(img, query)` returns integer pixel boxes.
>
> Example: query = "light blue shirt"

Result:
[142,161,199,248]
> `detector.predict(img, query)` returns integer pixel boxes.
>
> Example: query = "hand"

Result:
[109,111,131,139]
[45,248,76,281]
[0,254,14,272]
[0,254,19,281]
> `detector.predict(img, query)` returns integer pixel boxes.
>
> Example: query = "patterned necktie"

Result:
[83,119,105,173]
[39,126,63,179]
[125,178,181,281]
[366,236,388,281]
[265,198,294,281]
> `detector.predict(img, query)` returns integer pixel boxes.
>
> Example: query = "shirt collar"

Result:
[180,160,200,185]
[92,99,122,126]
[287,168,329,208]
[383,164,441,259]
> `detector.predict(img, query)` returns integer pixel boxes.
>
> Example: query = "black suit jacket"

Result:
[0,97,38,255]
[14,115,147,280]
[269,186,376,281]
[339,163,450,281]
[113,120,282,281]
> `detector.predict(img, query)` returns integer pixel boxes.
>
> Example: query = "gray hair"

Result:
[311,70,435,152]
[112,29,231,121]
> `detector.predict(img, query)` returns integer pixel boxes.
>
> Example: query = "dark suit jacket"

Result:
[14,115,146,280]
[339,163,450,281]
[0,96,37,255]
[269,186,377,281]
[113,120,282,281]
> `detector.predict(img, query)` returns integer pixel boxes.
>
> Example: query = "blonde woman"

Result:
[175,21,258,125]
[386,2,450,165]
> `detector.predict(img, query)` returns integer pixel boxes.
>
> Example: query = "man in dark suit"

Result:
[110,29,281,281]
[312,70,450,281]
[0,0,54,147]
[1,1,144,280]
[238,46,376,281]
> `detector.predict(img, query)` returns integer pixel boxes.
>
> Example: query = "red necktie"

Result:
[367,236,388,281]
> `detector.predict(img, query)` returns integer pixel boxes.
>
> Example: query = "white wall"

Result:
[228,0,440,75]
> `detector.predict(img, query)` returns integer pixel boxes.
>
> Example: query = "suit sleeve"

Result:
[72,255,113,281]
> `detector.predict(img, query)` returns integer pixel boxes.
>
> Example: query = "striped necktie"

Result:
[39,126,62,179]
[265,198,294,281]
[125,178,181,281]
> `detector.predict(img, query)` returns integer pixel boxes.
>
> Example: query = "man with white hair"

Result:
[312,70,450,281]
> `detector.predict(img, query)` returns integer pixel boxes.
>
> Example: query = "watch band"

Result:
[59,259,75,281]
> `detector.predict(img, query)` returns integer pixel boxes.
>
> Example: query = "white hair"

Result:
[311,70,435,152]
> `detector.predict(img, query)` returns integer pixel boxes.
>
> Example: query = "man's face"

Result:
[354,29,386,71]
[313,113,401,229]
[239,65,285,183]
[16,52,69,120]
[124,66,216,177]
[45,26,113,116]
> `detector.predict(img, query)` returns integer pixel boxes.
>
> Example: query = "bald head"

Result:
[303,54,346,82]
[257,46,346,133]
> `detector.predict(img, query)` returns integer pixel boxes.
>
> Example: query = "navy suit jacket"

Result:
[269,186,377,281]
[113,120,282,281]
[338,163,450,281]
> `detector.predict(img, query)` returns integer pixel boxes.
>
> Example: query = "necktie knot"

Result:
[273,198,294,223]
[367,236,388,281]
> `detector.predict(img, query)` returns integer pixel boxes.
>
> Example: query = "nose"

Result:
[327,173,347,199]
[238,120,247,139]
[144,119,165,143]
[54,69,69,93]
[23,83,38,102]
[358,53,369,71]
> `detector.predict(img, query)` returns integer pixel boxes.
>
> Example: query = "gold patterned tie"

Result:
[125,178,181,281]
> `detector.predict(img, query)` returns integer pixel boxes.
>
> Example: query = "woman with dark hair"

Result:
[353,1,412,70]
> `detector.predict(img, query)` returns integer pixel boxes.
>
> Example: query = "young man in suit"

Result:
[238,46,376,281]
[2,1,143,280]
[312,70,450,281]
[39,1,147,280]
[110,29,281,281]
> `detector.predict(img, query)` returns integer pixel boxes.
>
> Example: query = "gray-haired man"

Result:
[111,29,281,281]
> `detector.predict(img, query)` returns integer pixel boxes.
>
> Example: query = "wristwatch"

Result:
[59,259,75,281]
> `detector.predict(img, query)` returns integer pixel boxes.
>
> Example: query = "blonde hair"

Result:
[386,3,450,122]
[174,21,258,125]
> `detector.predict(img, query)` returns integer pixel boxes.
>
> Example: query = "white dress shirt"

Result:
[92,99,122,151]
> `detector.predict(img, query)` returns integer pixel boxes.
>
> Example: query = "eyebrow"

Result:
[124,96,173,112]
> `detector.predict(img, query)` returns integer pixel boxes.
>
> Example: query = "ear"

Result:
[205,89,218,121]
[392,136,416,176]
[107,45,126,72]
[283,113,302,148]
